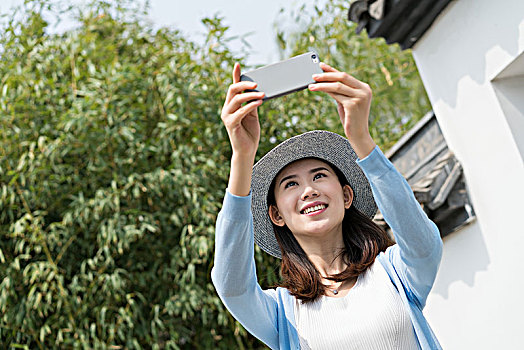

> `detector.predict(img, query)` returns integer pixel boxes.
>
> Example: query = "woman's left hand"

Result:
[308,62,376,159]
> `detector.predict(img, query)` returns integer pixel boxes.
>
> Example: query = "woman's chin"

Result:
[294,223,342,239]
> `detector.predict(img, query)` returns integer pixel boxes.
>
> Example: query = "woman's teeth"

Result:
[303,204,326,214]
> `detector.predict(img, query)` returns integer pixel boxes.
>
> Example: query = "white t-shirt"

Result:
[294,261,419,350]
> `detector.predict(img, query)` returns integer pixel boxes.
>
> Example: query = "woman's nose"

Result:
[301,185,319,200]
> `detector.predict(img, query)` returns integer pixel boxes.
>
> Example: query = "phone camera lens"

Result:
[312,54,317,59]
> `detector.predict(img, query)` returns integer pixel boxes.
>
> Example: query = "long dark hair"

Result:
[267,159,394,303]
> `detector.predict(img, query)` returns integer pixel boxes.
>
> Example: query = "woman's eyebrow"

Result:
[278,167,331,187]
[310,167,330,174]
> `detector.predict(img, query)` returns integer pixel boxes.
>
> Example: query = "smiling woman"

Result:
[212,61,443,349]
[265,155,394,302]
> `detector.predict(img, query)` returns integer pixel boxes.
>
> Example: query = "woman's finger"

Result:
[313,71,364,89]
[225,81,259,105]
[308,81,362,98]
[319,62,339,72]
[224,63,251,105]
[226,100,262,127]
[223,91,264,115]
[318,62,366,89]
[233,62,241,84]
[228,91,265,111]
[325,91,350,107]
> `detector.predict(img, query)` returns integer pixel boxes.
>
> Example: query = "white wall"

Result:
[492,53,524,159]
[411,0,524,349]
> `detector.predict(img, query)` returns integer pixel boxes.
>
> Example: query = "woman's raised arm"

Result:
[221,63,264,196]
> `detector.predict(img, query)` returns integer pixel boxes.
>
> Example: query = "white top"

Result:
[294,262,419,350]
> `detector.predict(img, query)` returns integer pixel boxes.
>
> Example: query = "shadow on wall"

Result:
[412,0,524,109]
[431,220,490,299]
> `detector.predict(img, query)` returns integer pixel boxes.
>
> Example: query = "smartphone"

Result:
[240,51,323,100]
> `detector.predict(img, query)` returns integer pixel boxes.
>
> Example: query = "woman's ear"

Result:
[268,205,285,227]
[343,184,354,209]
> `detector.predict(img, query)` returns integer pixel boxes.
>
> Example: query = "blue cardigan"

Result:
[211,146,443,350]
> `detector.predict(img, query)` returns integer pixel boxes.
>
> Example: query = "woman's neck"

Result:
[295,232,347,277]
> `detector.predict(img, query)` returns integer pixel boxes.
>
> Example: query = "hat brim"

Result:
[251,130,377,259]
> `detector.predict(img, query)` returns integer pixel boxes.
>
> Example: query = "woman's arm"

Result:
[221,62,263,196]
[310,63,442,307]
[358,146,442,308]
[211,191,279,349]
[212,63,280,349]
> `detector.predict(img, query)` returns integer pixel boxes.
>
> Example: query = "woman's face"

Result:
[268,158,353,240]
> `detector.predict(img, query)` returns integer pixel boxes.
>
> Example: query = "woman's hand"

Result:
[221,63,265,159]
[221,63,264,196]
[308,62,376,159]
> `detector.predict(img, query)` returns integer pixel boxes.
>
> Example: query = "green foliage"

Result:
[263,0,431,151]
[1,1,244,348]
[0,0,429,348]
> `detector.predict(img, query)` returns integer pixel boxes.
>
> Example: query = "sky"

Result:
[1,0,327,65]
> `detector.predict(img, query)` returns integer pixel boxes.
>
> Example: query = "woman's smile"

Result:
[301,202,329,215]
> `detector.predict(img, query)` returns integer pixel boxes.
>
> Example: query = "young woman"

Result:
[211,62,443,350]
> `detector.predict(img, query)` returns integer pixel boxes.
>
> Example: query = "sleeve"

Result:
[357,146,443,309]
[211,190,280,349]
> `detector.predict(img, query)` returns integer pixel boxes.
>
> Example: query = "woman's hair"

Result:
[267,158,394,303]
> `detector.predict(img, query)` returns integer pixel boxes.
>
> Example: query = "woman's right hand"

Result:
[221,63,265,158]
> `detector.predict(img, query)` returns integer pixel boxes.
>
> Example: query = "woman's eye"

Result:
[313,173,326,180]
[284,181,297,189]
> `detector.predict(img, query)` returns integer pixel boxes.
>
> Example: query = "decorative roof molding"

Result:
[374,112,476,237]
[348,0,454,49]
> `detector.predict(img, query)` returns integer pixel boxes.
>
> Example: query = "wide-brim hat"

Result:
[251,130,377,259]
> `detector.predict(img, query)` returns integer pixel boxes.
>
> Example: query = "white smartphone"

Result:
[240,51,323,100]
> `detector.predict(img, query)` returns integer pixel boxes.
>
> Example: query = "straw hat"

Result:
[251,130,378,258]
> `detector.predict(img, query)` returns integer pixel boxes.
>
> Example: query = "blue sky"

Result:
[1,0,326,65]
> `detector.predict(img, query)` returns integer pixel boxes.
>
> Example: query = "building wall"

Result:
[411,0,524,349]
